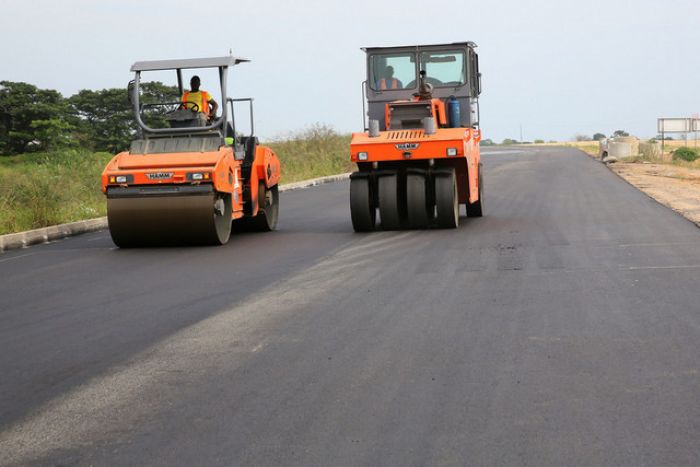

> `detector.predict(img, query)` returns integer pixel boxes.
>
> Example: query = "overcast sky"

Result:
[2,0,699,142]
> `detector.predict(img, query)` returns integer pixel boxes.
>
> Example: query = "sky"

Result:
[1,0,699,142]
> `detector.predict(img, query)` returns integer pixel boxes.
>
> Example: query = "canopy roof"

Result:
[362,42,477,53]
[130,56,249,72]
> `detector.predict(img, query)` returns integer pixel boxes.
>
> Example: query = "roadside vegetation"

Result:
[0,125,351,235]
[0,150,112,234]
[268,125,353,183]
[0,81,355,234]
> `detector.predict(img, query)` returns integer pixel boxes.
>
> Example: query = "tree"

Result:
[69,88,134,153]
[140,81,181,130]
[480,138,495,146]
[30,118,78,151]
[574,134,591,142]
[502,138,518,145]
[613,129,629,137]
[0,81,72,154]
[593,133,606,141]
[69,82,179,153]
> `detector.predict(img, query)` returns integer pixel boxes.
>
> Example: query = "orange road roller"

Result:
[349,42,484,231]
[101,56,280,247]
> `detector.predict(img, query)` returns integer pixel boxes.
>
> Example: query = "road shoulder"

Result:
[609,162,700,226]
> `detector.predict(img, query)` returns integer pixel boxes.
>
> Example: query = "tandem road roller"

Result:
[349,42,483,231]
[102,56,280,247]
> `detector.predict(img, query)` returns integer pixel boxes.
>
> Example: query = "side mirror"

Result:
[127,80,135,104]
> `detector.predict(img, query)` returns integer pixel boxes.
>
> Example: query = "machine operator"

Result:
[182,75,219,120]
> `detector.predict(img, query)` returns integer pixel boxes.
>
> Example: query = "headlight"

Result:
[116,175,128,183]
[447,148,458,157]
[358,152,368,161]
[188,172,211,181]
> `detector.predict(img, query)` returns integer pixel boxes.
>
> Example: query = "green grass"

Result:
[266,125,353,183]
[0,150,113,234]
[0,125,355,235]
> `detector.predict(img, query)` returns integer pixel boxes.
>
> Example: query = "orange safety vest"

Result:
[379,78,399,90]
[182,90,210,114]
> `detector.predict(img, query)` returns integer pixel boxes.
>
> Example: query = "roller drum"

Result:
[107,185,232,247]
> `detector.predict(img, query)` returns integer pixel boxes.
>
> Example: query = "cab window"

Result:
[419,51,466,87]
[369,53,416,91]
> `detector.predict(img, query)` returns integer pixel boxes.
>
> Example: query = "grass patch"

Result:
[560,141,599,156]
[0,150,112,234]
[266,125,353,183]
[1,125,355,234]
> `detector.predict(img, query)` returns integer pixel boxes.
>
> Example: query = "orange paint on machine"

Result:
[101,56,281,247]
[349,42,484,231]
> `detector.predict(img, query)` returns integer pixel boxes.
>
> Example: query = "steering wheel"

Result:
[179,102,199,113]
[406,77,444,88]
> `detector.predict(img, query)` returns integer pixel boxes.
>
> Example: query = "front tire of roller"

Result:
[466,163,484,217]
[378,174,401,230]
[350,176,375,232]
[406,173,432,229]
[435,169,459,229]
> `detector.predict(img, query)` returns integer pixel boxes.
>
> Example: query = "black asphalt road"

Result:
[2,147,700,466]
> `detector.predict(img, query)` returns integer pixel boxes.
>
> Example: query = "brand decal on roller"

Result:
[147,172,173,180]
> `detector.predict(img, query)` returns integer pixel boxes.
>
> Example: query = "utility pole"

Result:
[520,124,523,143]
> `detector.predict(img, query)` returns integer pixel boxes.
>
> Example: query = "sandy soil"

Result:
[609,162,700,226]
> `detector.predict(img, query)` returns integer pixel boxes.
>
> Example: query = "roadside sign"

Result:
[658,118,692,133]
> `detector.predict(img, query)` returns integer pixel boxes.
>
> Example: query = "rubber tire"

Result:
[378,174,401,230]
[406,173,432,229]
[250,184,279,231]
[466,163,484,217]
[350,176,376,232]
[435,169,459,229]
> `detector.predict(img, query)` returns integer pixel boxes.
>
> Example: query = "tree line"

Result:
[0,81,180,155]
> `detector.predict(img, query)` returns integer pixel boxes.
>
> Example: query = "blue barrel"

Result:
[448,97,461,128]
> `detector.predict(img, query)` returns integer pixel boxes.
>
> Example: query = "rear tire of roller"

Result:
[406,173,432,229]
[350,176,376,232]
[435,169,459,229]
[378,174,401,230]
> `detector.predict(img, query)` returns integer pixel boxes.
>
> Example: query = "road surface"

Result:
[1,147,700,466]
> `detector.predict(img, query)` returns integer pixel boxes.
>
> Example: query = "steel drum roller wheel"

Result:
[107,190,232,247]
[250,184,279,231]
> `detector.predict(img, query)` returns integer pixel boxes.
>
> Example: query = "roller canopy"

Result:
[131,56,249,72]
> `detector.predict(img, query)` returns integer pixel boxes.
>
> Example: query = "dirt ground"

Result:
[608,161,700,226]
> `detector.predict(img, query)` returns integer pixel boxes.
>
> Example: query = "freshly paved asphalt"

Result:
[2,147,700,466]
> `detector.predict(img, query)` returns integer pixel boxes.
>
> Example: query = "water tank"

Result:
[448,97,460,128]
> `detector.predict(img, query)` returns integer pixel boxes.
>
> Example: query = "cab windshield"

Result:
[420,50,466,87]
[369,53,416,91]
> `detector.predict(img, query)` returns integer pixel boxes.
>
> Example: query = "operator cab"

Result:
[363,42,481,131]
[127,56,256,158]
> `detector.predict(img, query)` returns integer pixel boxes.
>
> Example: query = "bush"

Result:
[0,149,112,234]
[266,124,353,183]
[672,147,699,162]
[534,139,545,144]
